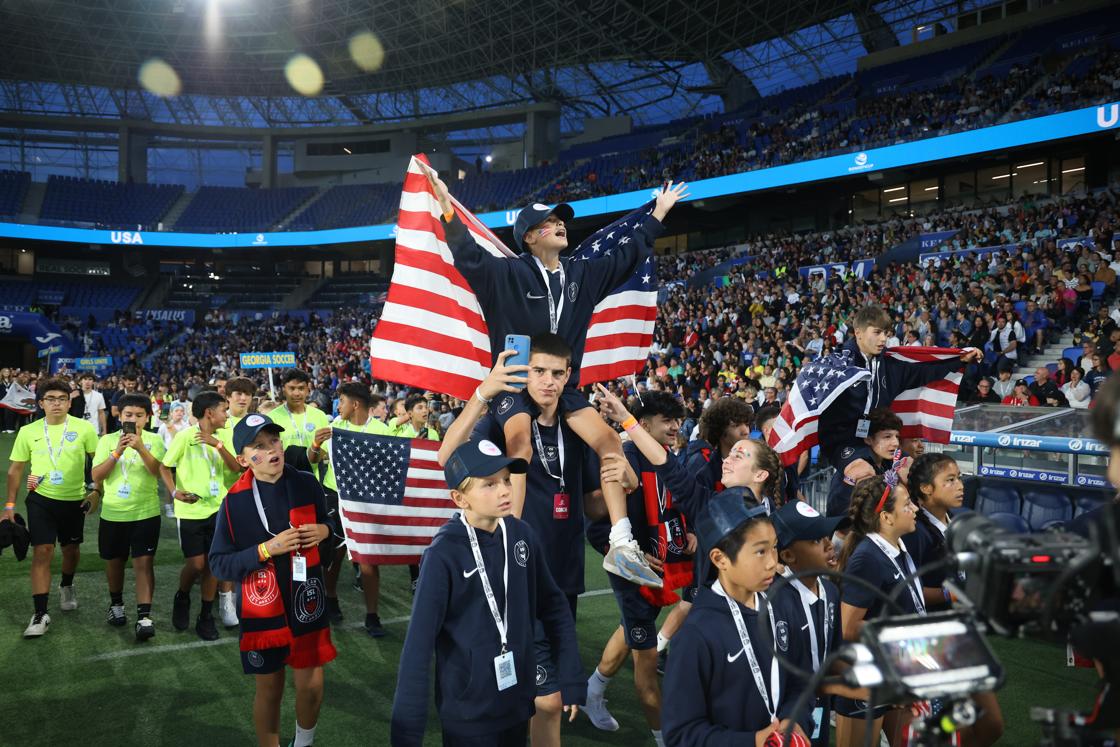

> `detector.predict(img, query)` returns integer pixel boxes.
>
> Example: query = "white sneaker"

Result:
[164,504,175,518]
[218,592,239,628]
[603,539,663,588]
[60,585,78,611]
[583,694,620,731]
[23,612,51,638]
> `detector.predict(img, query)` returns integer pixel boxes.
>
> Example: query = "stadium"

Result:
[0,0,1118,744]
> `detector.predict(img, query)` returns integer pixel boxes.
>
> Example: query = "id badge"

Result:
[553,492,570,519]
[117,483,132,499]
[292,554,308,582]
[49,470,64,486]
[810,705,824,740]
[209,479,221,497]
[494,650,517,691]
[855,418,870,438]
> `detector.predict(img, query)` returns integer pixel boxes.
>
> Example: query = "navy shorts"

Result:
[491,386,591,430]
[608,570,658,650]
[533,594,578,696]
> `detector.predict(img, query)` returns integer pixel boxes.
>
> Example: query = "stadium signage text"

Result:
[239,351,296,369]
[950,430,1107,454]
[1,101,1116,250]
[978,465,1068,484]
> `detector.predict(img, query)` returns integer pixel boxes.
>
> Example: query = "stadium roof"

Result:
[0,0,985,131]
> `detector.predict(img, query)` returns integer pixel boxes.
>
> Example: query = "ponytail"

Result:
[838,475,899,572]
[747,438,785,508]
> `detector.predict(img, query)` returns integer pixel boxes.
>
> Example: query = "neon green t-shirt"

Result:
[272,403,331,450]
[162,425,236,519]
[322,416,393,492]
[95,431,167,522]
[10,416,98,501]
[392,421,441,441]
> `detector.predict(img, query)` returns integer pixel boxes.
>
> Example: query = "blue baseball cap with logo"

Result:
[233,413,285,454]
[696,489,770,551]
[444,439,528,489]
[513,202,575,251]
[771,500,850,550]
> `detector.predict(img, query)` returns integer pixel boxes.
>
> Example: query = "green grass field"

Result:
[0,432,1101,746]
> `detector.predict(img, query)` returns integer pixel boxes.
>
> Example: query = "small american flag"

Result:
[332,430,454,565]
[768,346,964,467]
[370,153,658,400]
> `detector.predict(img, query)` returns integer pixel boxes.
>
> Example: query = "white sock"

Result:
[608,518,634,546]
[588,668,611,699]
[656,632,670,653]
[294,722,317,747]
[219,590,231,602]
[652,729,665,747]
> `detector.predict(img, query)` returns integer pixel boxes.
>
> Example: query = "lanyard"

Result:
[920,508,949,537]
[460,514,510,653]
[116,434,140,482]
[197,429,217,478]
[251,475,298,548]
[43,418,72,469]
[862,356,880,417]
[868,533,926,615]
[533,256,566,334]
[788,574,830,670]
[531,419,565,491]
[281,405,308,445]
[713,579,780,720]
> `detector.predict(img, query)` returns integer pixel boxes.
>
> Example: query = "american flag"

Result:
[768,346,964,467]
[369,153,658,400]
[332,430,454,565]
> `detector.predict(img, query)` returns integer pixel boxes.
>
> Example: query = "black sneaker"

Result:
[364,613,386,638]
[106,604,127,627]
[657,648,668,676]
[327,596,343,624]
[195,614,219,641]
[135,617,156,642]
[410,578,418,595]
[172,591,190,631]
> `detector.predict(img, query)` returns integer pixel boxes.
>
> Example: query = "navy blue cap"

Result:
[696,489,770,551]
[233,413,285,454]
[513,202,575,251]
[444,438,528,489]
[771,500,850,550]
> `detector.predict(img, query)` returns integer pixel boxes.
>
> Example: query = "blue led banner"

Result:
[0,102,1115,249]
[949,430,1109,455]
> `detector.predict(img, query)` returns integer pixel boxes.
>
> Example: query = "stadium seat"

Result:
[988,512,1030,534]
[1013,300,1027,318]
[976,486,1020,516]
[1062,346,1082,363]
[1073,496,1105,517]
[1021,491,1073,531]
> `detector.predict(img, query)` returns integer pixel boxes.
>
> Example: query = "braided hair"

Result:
[837,475,900,572]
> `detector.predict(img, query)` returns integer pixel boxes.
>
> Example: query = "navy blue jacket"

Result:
[390,514,585,745]
[444,212,661,384]
[662,585,815,746]
[824,445,888,518]
[817,339,961,465]
[684,437,722,494]
[771,577,842,747]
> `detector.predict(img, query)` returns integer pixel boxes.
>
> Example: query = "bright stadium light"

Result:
[285,54,324,96]
[349,31,386,72]
[138,59,182,97]
[485,155,493,163]
[882,186,906,193]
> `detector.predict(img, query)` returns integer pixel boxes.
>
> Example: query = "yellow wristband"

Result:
[258,542,271,561]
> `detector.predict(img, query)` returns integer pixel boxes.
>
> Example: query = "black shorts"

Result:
[323,487,345,542]
[533,594,578,696]
[177,514,217,559]
[98,516,161,560]
[26,491,86,547]
[442,721,528,747]
[608,569,658,650]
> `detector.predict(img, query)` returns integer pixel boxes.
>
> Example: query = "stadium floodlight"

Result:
[882,186,906,193]
[485,155,493,163]
[1017,161,1045,169]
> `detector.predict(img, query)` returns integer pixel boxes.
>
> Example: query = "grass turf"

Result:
[0,433,1101,746]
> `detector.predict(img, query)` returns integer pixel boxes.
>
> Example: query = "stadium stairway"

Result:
[281,276,326,309]
[275,186,330,231]
[1014,330,1078,379]
[159,190,196,231]
[20,181,46,222]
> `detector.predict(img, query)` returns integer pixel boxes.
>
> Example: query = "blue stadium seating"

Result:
[287,183,400,231]
[175,186,315,232]
[976,486,1020,516]
[988,512,1030,534]
[0,170,30,218]
[39,176,182,230]
[1073,496,1106,518]
[1062,346,1083,363]
[1021,491,1073,531]
[0,280,140,312]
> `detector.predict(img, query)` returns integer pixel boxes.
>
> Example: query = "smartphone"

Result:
[505,334,531,391]
[122,422,136,435]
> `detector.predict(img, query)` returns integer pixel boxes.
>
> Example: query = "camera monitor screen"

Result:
[874,617,1002,697]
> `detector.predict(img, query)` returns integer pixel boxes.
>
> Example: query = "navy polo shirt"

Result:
[841,536,924,619]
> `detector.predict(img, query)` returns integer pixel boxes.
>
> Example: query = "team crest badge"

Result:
[497,396,514,415]
[245,568,279,607]
[247,651,264,668]
[567,282,578,302]
[514,540,529,567]
[841,446,855,459]
[630,626,648,644]
[295,577,326,624]
[65,431,78,442]
[776,620,790,652]
[535,665,548,686]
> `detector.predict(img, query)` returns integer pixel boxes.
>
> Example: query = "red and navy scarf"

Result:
[640,468,694,607]
[222,466,336,666]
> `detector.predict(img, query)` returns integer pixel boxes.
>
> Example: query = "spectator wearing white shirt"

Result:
[78,373,106,435]
[1062,367,1091,410]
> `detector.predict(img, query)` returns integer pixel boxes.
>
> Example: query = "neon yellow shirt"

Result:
[95,431,167,522]
[272,403,331,449]
[392,421,440,441]
[162,425,236,519]
[322,416,393,492]
[10,416,98,501]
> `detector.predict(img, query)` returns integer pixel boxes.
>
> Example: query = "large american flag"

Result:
[332,430,454,565]
[768,346,964,467]
[369,153,658,400]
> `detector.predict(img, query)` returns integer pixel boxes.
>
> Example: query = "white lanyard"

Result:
[533,256,566,334]
[251,475,296,544]
[43,418,71,469]
[920,508,949,537]
[713,579,780,720]
[282,405,308,445]
[863,356,880,417]
[197,429,217,479]
[531,419,565,491]
[117,435,140,481]
[868,533,926,615]
[789,575,830,670]
[461,514,510,653]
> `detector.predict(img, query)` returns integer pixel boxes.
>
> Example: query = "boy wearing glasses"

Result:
[4,378,99,638]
